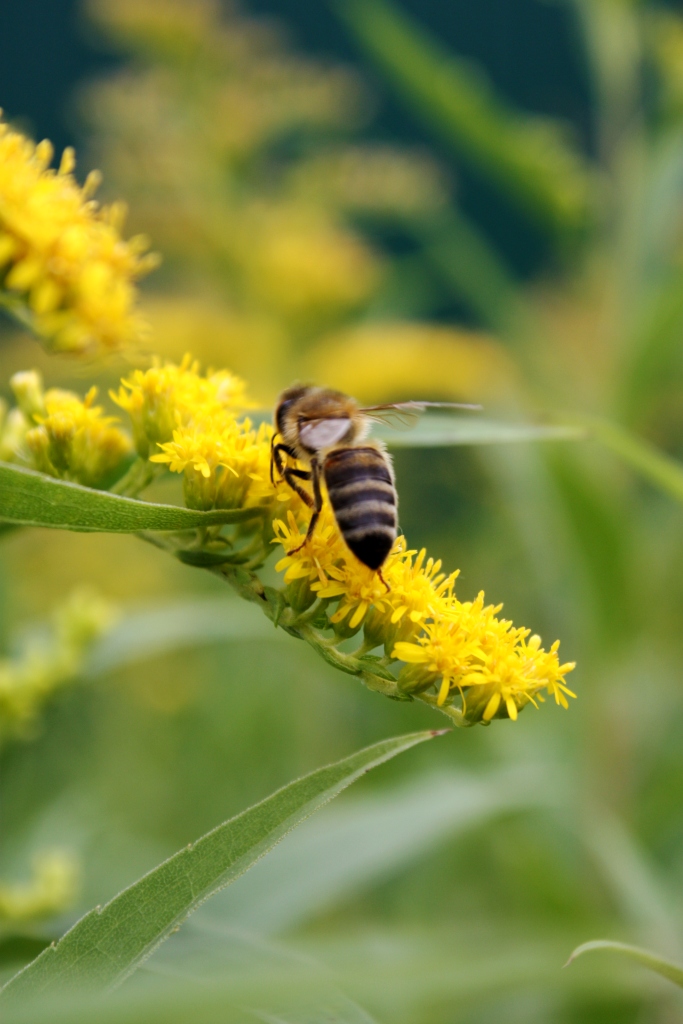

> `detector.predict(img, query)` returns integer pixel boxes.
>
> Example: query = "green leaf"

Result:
[373,416,585,448]
[335,0,593,235]
[0,730,443,1001]
[587,418,683,505]
[0,462,262,532]
[198,766,544,936]
[566,940,683,988]
[146,925,381,1024]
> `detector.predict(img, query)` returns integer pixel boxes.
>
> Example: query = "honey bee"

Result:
[272,385,479,584]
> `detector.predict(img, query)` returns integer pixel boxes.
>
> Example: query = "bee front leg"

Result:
[271,440,297,484]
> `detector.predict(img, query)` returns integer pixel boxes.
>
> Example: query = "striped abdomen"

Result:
[324,446,397,571]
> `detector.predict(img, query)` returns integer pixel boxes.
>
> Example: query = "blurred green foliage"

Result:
[6,0,683,1020]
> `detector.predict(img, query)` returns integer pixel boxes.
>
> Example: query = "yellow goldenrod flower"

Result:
[394,593,575,724]
[365,545,460,652]
[15,374,133,489]
[273,506,348,612]
[0,115,158,354]
[151,416,273,511]
[313,553,395,634]
[111,354,250,457]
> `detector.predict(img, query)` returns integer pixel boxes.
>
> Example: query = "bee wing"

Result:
[359,401,482,431]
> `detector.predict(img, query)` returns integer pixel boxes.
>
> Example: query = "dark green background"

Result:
[0,0,594,276]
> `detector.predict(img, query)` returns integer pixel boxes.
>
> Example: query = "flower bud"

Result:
[285,575,316,614]
[331,611,363,641]
[182,465,218,511]
[0,408,30,462]
[10,370,45,420]
[24,425,56,476]
[461,686,533,726]
[397,662,438,695]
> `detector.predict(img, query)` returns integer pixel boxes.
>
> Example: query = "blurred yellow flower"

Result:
[0,851,79,923]
[0,115,158,355]
[0,588,117,743]
[242,208,382,323]
[308,322,518,405]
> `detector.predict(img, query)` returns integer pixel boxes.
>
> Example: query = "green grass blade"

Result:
[335,0,593,235]
[0,730,443,1001]
[566,940,683,988]
[0,462,262,532]
[374,417,585,448]
[588,418,683,504]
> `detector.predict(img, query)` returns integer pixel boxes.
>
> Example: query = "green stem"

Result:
[138,530,465,723]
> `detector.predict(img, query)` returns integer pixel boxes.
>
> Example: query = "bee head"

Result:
[275,384,313,437]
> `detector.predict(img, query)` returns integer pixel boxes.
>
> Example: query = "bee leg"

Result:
[377,567,391,593]
[282,466,314,508]
[288,458,323,554]
[271,441,297,484]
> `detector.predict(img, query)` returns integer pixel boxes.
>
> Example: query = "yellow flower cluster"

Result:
[0,114,157,354]
[273,507,575,724]
[111,355,248,452]
[6,370,132,488]
[111,356,281,513]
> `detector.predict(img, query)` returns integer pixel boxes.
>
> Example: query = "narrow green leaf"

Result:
[566,940,683,988]
[147,924,381,1024]
[588,418,683,505]
[373,416,585,448]
[335,0,593,235]
[198,767,543,936]
[0,462,262,532]
[0,730,443,1001]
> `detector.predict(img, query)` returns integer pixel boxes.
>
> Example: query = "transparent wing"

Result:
[359,400,482,431]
